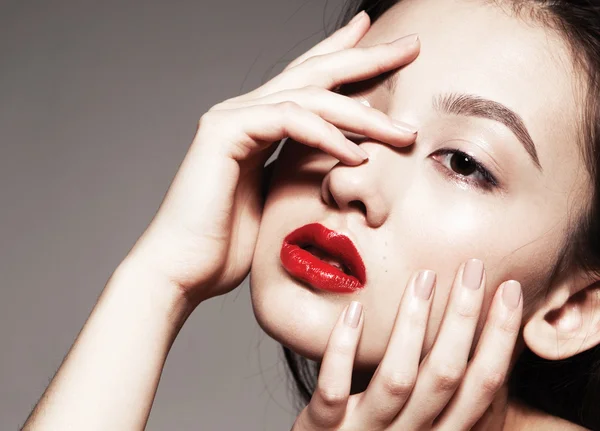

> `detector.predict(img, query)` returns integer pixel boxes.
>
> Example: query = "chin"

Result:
[249,253,387,367]
[249,262,337,361]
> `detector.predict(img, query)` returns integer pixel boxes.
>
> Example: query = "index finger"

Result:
[277,33,420,91]
[284,10,371,71]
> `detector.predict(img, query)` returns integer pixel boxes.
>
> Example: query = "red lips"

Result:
[280,223,366,293]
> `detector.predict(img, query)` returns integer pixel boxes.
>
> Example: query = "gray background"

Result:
[0,0,348,429]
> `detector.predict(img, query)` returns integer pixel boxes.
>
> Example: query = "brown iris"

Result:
[450,153,477,176]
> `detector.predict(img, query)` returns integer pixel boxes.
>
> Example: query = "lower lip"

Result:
[280,242,363,293]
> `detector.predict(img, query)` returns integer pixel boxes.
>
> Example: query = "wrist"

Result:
[111,255,200,327]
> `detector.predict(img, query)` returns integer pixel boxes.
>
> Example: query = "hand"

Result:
[291,260,523,431]
[127,11,420,304]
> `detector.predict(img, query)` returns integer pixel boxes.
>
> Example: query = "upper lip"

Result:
[283,222,367,284]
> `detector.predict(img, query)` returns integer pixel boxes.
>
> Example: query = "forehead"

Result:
[356,0,582,172]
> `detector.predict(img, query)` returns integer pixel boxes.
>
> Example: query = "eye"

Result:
[432,148,499,191]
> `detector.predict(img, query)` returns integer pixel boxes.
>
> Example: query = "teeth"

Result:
[322,258,349,275]
[304,246,351,275]
[324,258,344,271]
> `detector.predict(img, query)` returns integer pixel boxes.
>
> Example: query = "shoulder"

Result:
[541,416,589,431]
[506,399,589,431]
[525,409,589,431]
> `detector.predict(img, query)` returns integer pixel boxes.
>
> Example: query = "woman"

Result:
[22,0,600,429]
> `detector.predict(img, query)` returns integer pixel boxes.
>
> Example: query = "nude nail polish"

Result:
[345,301,363,328]
[414,270,436,300]
[502,280,521,310]
[463,259,484,290]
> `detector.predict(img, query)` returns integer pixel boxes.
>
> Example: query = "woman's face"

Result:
[250,0,590,366]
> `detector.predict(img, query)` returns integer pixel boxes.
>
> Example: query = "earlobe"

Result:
[523,275,600,361]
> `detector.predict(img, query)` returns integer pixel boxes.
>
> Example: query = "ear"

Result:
[523,269,600,360]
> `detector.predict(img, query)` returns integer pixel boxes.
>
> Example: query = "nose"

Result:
[320,148,391,228]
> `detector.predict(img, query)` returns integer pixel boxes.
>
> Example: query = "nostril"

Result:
[322,186,336,207]
[348,200,367,214]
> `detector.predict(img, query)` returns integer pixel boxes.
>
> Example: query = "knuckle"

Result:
[302,54,323,69]
[431,363,465,392]
[276,100,301,114]
[380,370,416,397]
[197,110,219,130]
[479,370,506,394]
[303,84,323,96]
[496,313,520,335]
[324,121,342,137]
[303,55,336,87]
[455,300,480,320]
[317,386,347,407]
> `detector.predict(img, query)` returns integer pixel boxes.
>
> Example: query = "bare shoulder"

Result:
[506,399,589,431]
[542,416,589,431]
[526,411,589,431]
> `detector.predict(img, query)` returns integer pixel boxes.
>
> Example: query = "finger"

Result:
[261,33,420,95]
[298,302,364,430]
[198,101,369,165]
[284,10,370,71]
[216,86,417,146]
[433,281,522,431]
[354,270,436,429]
[232,11,370,105]
[393,259,486,429]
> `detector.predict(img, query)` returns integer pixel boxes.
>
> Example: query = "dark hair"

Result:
[281,1,600,429]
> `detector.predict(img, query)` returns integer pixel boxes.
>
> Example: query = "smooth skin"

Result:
[291,264,524,431]
[22,8,585,431]
[251,1,599,429]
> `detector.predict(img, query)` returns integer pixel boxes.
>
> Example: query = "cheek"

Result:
[372,191,556,358]
[250,150,563,368]
[363,196,498,359]
[250,188,502,366]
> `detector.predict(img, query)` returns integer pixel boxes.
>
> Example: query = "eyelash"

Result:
[431,148,499,191]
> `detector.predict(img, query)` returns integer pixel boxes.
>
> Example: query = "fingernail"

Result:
[392,120,418,134]
[502,280,521,310]
[349,143,369,160]
[345,301,363,328]
[348,10,366,26]
[462,259,484,290]
[414,270,436,300]
[390,33,419,47]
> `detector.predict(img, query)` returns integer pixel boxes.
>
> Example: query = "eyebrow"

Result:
[383,77,542,170]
